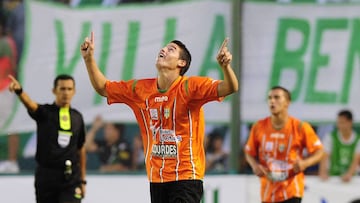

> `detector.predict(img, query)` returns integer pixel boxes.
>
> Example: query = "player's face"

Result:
[53,79,75,107]
[156,43,182,71]
[267,89,289,115]
[336,115,352,132]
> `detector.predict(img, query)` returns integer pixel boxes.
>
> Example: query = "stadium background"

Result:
[1,0,360,202]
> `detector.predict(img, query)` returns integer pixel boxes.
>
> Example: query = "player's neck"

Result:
[340,129,352,139]
[55,101,70,108]
[271,113,288,130]
[157,72,180,91]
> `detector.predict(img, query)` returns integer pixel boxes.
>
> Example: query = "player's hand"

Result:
[81,31,95,60]
[319,172,329,181]
[252,163,269,178]
[216,38,232,68]
[8,75,22,93]
[341,173,352,183]
[293,157,307,173]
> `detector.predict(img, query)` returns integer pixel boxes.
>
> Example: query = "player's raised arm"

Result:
[8,75,38,112]
[81,31,108,97]
[216,38,238,97]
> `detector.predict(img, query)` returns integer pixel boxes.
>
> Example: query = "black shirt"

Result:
[96,139,132,168]
[29,103,86,169]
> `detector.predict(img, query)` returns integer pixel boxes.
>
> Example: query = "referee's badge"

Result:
[58,131,72,148]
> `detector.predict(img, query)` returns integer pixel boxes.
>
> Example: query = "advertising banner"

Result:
[0,1,232,134]
[242,2,360,123]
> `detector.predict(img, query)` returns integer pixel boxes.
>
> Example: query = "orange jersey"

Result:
[244,116,323,202]
[106,76,223,183]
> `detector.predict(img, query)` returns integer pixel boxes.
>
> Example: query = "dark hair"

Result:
[171,40,191,76]
[338,109,353,121]
[53,74,75,88]
[271,86,291,101]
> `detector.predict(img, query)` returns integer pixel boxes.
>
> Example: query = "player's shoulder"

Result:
[251,117,270,128]
[136,78,156,84]
[132,78,157,88]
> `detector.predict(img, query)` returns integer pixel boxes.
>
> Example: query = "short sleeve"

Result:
[187,76,223,103]
[301,122,323,154]
[106,80,136,105]
[244,123,258,157]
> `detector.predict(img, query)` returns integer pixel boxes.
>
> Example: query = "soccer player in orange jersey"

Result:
[81,32,238,203]
[244,86,324,203]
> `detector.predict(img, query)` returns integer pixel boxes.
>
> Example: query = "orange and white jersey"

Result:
[106,76,223,183]
[244,116,323,202]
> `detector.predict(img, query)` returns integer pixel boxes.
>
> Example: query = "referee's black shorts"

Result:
[150,179,203,203]
[35,166,82,203]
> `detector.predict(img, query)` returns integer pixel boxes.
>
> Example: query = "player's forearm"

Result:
[17,91,38,112]
[304,149,325,169]
[218,65,239,97]
[245,153,258,169]
[83,56,108,97]
[346,154,360,176]
[318,155,329,176]
[84,127,98,152]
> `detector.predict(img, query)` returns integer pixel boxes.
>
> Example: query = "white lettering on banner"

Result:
[152,144,177,158]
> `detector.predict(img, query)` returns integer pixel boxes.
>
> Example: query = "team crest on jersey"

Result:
[278,143,286,152]
[164,108,170,119]
[150,109,158,120]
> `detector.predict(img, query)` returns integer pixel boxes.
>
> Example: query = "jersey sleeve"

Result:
[77,114,86,149]
[106,80,136,105]
[244,122,259,157]
[187,76,224,103]
[301,122,323,154]
[27,104,44,121]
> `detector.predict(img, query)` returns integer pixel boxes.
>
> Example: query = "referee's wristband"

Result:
[14,87,23,96]
[80,180,87,185]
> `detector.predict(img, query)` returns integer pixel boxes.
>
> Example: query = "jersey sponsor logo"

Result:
[150,108,158,120]
[152,144,177,158]
[154,96,168,102]
[159,129,182,142]
[270,133,285,139]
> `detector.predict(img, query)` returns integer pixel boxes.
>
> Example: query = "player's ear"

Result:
[178,59,186,68]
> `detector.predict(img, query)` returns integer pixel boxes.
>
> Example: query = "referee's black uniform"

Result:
[29,103,86,203]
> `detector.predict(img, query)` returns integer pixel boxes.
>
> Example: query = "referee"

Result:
[8,74,87,203]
